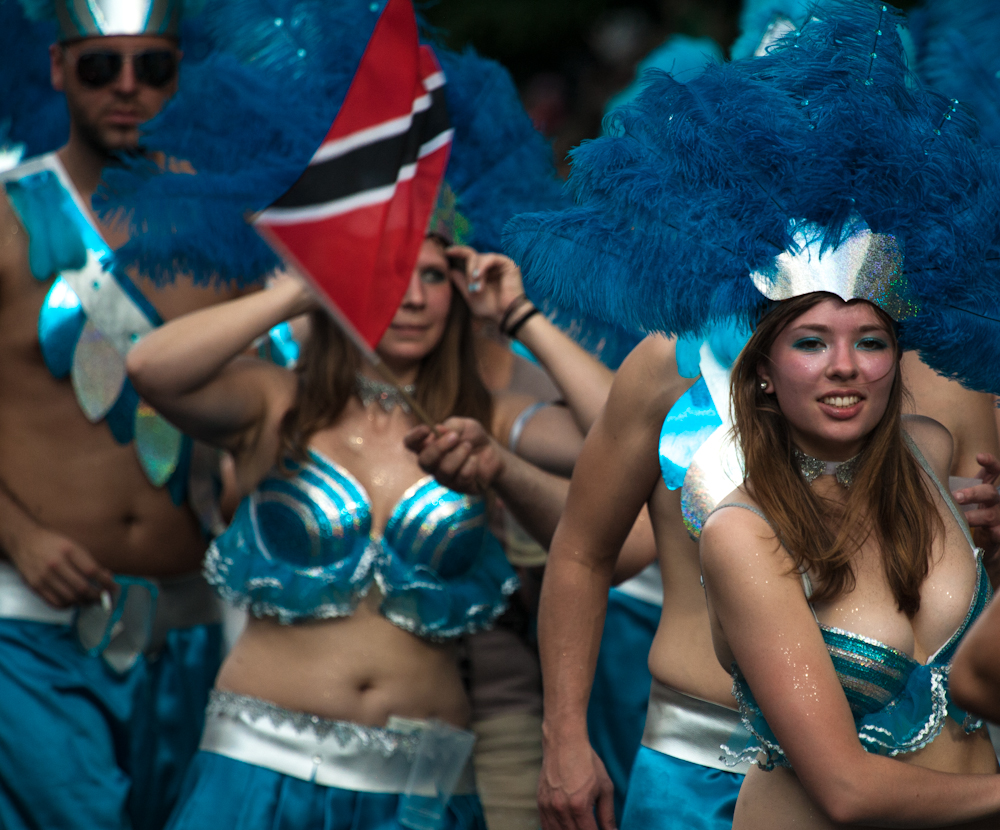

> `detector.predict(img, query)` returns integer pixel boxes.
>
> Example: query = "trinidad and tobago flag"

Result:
[254,0,452,352]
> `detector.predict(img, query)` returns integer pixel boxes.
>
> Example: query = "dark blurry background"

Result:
[424,0,921,175]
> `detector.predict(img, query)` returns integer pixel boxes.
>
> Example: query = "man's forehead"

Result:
[61,33,180,52]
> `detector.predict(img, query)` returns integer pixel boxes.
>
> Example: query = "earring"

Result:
[759,381,768,391]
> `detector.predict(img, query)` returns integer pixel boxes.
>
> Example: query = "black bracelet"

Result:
[498,294,529,333]
[505,307,540,340]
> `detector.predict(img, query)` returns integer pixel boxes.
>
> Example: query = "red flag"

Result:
[254,0,452,352]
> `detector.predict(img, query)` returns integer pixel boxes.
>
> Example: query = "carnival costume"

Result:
[506,0,1000,826]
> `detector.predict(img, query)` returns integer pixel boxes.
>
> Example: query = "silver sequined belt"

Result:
[641,679,751,775]
[201,691,477,795]
[0,560,221,670]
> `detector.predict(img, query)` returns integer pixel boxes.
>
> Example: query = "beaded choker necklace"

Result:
[355,373,416,413]
[793,447,860,488]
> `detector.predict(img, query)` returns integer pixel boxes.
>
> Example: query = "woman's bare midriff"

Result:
[734,721,999,829]
[216,592,470,728]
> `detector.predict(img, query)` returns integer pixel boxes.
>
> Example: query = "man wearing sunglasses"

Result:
[0,2,243,829]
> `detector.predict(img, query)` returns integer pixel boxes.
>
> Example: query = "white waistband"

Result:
[0,560,221,654]
[642,680,750,775]
[200,692,477,795]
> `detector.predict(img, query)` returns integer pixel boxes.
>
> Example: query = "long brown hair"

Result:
[730,293,942,616]
[278,286,492,463]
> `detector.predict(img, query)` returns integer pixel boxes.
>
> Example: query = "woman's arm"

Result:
[951,595,1000,723]
[450,247,614,434]
[700,507,1000,827]
[126,273,316,450]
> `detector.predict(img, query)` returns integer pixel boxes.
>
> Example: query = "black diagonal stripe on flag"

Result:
[270,85,449,210]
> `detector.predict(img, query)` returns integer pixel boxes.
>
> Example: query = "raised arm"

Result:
[126,273,315,451]
[700,506,1000,827]
[450,247,614,434]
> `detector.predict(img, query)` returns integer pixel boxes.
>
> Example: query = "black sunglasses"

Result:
[75,50,178,89]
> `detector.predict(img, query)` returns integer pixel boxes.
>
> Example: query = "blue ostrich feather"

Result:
[0,0,68,157]
[505,0,1000,392]
[915,0,1000,147]
[94,0,383,287]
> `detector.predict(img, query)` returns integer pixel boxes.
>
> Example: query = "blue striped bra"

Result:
[715,442,991,770]
[204,448,518,639]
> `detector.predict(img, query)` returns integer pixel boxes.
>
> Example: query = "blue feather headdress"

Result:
[505,0,1000,393]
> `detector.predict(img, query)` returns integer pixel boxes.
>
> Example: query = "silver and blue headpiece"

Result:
[54,0,182,40]
[750,215,917,322]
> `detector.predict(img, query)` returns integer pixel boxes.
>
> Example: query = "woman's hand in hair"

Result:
[446,246,526,326]
[404,418,504,496]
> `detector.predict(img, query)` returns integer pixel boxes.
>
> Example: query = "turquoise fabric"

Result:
[620,747,742,830]
[166,752,486,830]
[205,449,518,636]
[587,589,660,824]
[0,618,220,830]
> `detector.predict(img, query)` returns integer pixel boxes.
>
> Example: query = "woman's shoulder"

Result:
[902,414,954,482]
[701,489,781,559]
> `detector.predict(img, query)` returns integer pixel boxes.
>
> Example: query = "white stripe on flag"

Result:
[311,86,438,165]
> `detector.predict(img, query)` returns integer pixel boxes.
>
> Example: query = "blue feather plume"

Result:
[505,0,1000,393]
[0,0,68,157]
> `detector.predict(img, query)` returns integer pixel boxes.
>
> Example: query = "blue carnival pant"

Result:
[620,746,743,830]
[166,751,487,830]
[0,618,221,830]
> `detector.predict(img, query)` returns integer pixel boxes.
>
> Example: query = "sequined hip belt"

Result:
[0,560,221,669]
[200,690,478,795]
[642,679,751,775]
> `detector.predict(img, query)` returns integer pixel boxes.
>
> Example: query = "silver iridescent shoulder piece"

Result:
[750,215,919,321]
[55,0,182,40]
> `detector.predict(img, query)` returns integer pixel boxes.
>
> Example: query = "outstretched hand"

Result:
[953,452,1000,563]
[404,417,504,496]
[538,738,617,830]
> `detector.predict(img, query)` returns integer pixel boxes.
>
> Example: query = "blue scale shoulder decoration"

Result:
[656,318,749,540]
[1,154,191,502]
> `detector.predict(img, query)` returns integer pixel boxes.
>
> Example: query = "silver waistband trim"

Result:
[641,680,751,775]
[201,691,477,795]
[0,560,221,652]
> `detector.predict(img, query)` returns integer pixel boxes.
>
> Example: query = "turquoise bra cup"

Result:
[726,556,991,770]
[205,449,518,638]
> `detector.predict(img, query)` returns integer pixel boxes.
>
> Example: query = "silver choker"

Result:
[355,373,416,413]
[793,448,860,488]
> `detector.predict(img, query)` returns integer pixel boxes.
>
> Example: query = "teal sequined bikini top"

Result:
[714,440,991,770]
[205,448,518,639]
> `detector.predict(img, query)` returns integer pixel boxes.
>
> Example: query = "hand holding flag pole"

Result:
[252,0,453,430]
